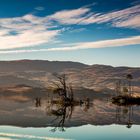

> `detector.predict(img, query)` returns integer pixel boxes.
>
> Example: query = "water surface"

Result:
[0,90,140,140]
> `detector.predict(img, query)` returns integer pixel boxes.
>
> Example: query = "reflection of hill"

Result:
[0,75,41,87]
[0,85,48,101]
[0,86,139,128]
[0,85,112,101]
[0,98,139,128]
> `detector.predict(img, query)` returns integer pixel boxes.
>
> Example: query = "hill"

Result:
[0,60,139,93]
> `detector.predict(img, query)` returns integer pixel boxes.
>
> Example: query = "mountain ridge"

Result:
[0,60,139,92]
[0,59,139,69]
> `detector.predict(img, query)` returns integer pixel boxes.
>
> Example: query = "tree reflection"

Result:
[48,104,74,132]
[115,105,133,128]
[44,97,90,132]
[35,97,41,107]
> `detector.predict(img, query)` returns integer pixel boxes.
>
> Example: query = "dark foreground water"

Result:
[0,92,140,140]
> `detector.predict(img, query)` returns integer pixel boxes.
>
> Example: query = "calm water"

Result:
[0,125,140,140]
[0,92,140,140]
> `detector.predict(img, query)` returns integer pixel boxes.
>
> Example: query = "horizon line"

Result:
[0,59,139,68]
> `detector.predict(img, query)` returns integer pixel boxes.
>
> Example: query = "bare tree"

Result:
[52,73,68,100]
[52,73,75,104]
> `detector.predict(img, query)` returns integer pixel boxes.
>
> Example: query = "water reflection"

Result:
[0,89,140,131]
[29,95,140,131]
[115,105,133,128]
[49,105,73,132]
[33,96,91,132]
[35,97,41,107]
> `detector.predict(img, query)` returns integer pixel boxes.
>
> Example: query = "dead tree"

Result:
[53,73,68,100]
[52,73,74,103]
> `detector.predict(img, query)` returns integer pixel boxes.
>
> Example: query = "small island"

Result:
[112,74,140,105]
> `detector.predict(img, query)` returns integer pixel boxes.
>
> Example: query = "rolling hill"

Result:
[0,60,139,93]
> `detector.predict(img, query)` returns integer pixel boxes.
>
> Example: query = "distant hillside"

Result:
[0,60,139,93]
[0,59,88,72]
[64,64,140,91]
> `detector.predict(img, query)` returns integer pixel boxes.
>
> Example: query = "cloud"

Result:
[48,7,90,24]
[0,29,60,49]
[0,132,71,140]
[0,4,139,50]
[0,36,140,54]
[47,36,140,51]
[0,137,16,140]
[35,7,45,11]
[48,4,140,29]
[0,49,49,54]
[112,14,140,29]
[69,28,86,33]
[0,14,61,50]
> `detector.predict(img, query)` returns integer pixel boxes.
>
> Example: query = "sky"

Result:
[0,0,140,66]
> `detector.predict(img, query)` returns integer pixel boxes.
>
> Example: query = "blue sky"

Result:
[0,0,140,66]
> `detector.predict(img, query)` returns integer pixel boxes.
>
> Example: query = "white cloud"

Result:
[47,35,140,51]
[0,36,140,53]
[0,4,140,51]
[0,132,71,140]
[48,4,140,29]
[48,7,90,24]
[0,49,48,54]
[35,7,45,11]
[0,29,60,49]
[69,28,86,33]
[0,137,16,140]
[112,15,140,29]
[0,14,61,50]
